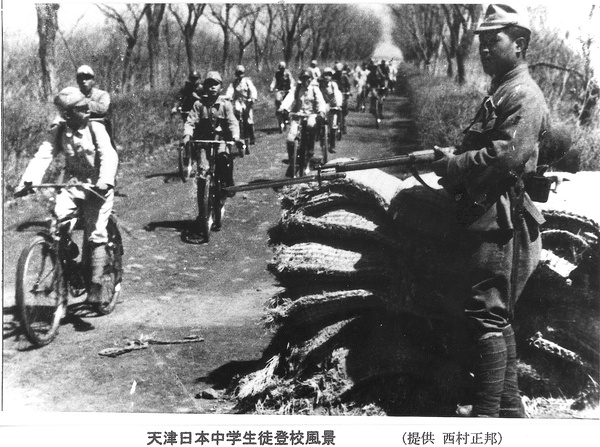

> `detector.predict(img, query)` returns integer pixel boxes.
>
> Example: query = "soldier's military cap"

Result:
[474,4,530,34]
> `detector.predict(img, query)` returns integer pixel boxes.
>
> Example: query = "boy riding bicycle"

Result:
[279,69,327,177]
[181,71,243,235]
[14,87,119,304]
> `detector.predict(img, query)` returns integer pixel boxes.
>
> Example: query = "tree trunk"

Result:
[144,4,166,89]
[36,4,60,101]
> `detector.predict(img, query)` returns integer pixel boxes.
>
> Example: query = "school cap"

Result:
[76,65,95,77]
[474,4,530,34]
[204,71,222,84]
[54,87,88,109]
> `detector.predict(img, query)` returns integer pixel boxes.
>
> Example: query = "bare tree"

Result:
[441,4,481,84]
[391,4,445,71]
[169,3,206,74]
[97,4,145,92]
[36,4,60,100]
[208,3,235,71]
[143,4,166,89]
[278,4,306,64]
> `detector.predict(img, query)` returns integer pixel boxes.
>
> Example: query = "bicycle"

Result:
[274,90,290,133]
[340,92,351,137]
[369,87,387,128]
[287,112,317,178]
[233,100,252,157]
[327,106,343,149]
[188,139,240,242]
[15,182,124,347]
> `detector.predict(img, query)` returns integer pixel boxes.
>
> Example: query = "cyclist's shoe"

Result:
[328,147,336,154]
[245,145,251,154]
[211,222,222,232]
[285,165,294,178]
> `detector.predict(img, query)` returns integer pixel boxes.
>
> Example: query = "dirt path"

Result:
[2,92,418,413]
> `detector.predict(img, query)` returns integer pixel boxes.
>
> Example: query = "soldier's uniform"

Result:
[431,4,549,418]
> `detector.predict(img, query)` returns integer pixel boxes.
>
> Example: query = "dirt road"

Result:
[2,92,418,413]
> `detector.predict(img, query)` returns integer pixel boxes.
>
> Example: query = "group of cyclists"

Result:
[11,57,397,318]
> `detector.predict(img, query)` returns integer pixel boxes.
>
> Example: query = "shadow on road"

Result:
[145,171,182,183]
[200,358,265,390]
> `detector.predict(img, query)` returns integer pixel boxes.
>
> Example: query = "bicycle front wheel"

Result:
[197,173,214,241]
[95,216,124,316]
[16,235,66,346]
[179,145,193,182]
[321,125,329,164]
[291,139,299,178]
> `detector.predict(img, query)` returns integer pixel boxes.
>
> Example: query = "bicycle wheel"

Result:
[95,216,124,315]
[212,175,223,231]
[291,139,299,178]
[178,145,193,182]
[16,235,66,346]
[197,173,214,240]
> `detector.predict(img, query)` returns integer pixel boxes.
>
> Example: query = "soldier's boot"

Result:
[500,325,526,417]
[86,243,107,304]
[470,334,507,418]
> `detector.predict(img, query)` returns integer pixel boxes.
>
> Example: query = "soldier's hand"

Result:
[181,135,191,147]
[431,146,455,177]
[14,181,33,198]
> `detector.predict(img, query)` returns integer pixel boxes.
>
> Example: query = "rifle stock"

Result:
[224,149,436,194]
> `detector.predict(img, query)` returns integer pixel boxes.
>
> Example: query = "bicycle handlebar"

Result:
[190,140,235,145]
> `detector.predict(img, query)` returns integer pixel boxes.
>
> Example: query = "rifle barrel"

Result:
[325,149,435,172]
[223,172,346,193]
[223,150,436,194]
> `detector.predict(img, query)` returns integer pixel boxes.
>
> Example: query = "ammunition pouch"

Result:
[524,174,552,203]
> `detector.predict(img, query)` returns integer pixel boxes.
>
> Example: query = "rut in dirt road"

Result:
[2,91,419,413]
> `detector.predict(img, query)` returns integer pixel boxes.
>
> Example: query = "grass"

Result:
[404,64,600,172]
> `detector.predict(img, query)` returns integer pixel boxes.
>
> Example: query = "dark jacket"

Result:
[442,64,549,231]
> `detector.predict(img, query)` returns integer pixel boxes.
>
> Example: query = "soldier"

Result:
[279,69,327,177]
[225,65,258,146]
[270,61,295,132]
[171,70,203,122]
[431,5,549,418]
[14,87,119,304]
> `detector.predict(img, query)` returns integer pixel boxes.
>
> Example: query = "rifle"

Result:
[223,149,438,194]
